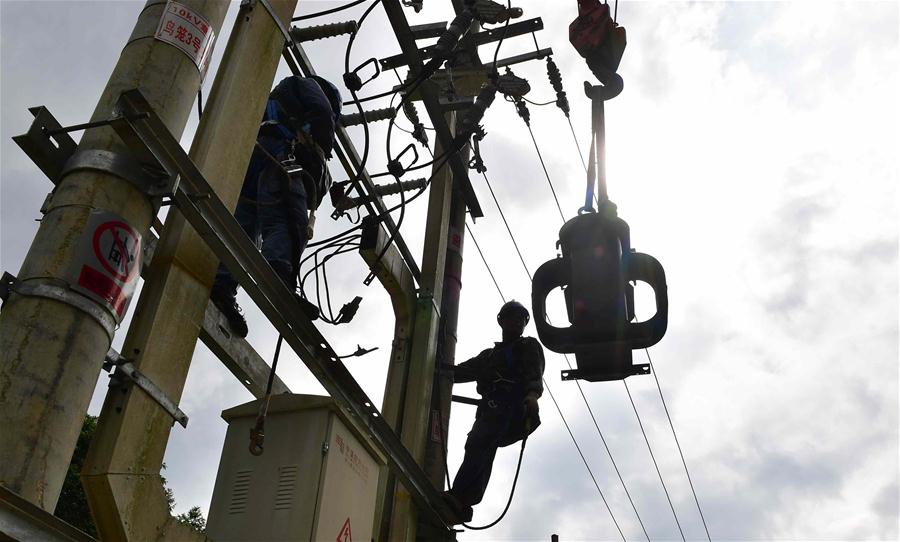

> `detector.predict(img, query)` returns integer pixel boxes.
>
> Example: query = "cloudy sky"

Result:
[1,1,898,540]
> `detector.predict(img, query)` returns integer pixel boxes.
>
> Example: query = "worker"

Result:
[209,75,342,338]
[442,300,546,523]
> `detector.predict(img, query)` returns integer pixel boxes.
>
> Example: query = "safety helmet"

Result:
[309,75,343,119]
[497,300,530,324]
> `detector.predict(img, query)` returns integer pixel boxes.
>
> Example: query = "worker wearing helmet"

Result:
[443,300,546,522]
[209,75,342,338]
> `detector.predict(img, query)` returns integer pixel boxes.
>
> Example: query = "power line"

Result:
[646,349,712,541]
[543,378,626,541]
[465,221,505,304]
[524,122,566,222]
[567,116,588,173]
[475,169,644,538]
[624,379,686,541]
[480,171,532,281]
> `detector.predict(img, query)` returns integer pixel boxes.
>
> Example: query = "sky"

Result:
[1,1,898,541]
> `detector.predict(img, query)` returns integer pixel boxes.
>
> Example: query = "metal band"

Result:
[61,149,174,198]
[10,280,116,344]
[105,349,189,428]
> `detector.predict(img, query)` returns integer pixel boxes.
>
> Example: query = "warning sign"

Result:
[68,211,142,320]
[336,518,352,542]
[154,1,217,80]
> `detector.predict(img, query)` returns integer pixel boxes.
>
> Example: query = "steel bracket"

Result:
[103,348,189,428]
[12,106,78,182]
[3,275,116,344]
[13,105,175,208]
[240,0,292,45]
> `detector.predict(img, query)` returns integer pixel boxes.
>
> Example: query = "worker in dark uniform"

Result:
[443,300,545,522]
[210,75,342,338]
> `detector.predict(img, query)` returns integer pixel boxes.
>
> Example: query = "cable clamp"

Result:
[103,348,189,428]
[344,57,381,92]
[61,149,175,199]
[387,143,419,178]
[2,274,117,344]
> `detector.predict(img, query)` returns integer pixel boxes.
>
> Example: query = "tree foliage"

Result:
[55,414,207,536]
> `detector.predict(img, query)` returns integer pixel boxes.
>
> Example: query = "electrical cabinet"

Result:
[207,394,384,541]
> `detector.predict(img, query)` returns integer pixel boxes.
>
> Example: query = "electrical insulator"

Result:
[546,56,570,117]
[340,106,397,127]
[402,102,429,147]
[454,84,497,148]
[496,68,531,98]
[335,178,429,212]
[424,9,475,74]
[514,97,530,126]
[289,21,358,43]
[471,0,523,24]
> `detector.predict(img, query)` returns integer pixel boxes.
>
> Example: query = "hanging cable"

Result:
[341,0,382,191]
[646,349,712,541]
[624,379,687,541]
[292,0,369,21]
[249,334,285,456]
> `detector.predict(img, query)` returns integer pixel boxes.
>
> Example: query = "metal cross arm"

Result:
[381,0,483,218]
[108,89,456,530]
[379,16,545,70]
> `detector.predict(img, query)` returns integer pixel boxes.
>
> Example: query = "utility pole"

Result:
[80,1,300,539]
[0,0,228,512]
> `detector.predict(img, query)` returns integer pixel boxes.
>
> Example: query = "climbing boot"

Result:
[295,294,320,322]
[441,491,473,525]
[270,260,319,321]
[210,286,249,338]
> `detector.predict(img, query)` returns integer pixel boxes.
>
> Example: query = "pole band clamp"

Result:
[3,275,116,344]
[61,149,175,199]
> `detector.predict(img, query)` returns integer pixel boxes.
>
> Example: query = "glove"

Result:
[523,393,539,423]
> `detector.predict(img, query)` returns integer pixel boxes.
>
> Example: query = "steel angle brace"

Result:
[381,0,483,218]
[103,348,189,428]
[240,0,292,44]
[108,89,455,531]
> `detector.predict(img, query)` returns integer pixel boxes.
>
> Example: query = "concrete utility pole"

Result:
[385,113,459,541]
[0,0,228,512]
[80,1,299,539]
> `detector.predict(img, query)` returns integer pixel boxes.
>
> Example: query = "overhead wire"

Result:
[465,221,505,304]
[646,349,712,541]
[292,0,369,21]
[524,122,566,222]
[624,378,686,541]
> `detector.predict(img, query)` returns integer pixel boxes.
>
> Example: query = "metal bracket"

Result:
[13,105,174,207]
[240,0,293,45]
[12,106,78,182]
[61,149,175,198]
[104,348,189,428]
[4,276,116,344]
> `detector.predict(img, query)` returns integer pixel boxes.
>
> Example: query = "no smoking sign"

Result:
[68,210,142,320]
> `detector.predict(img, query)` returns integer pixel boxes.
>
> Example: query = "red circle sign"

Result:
[92,221,140,282]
